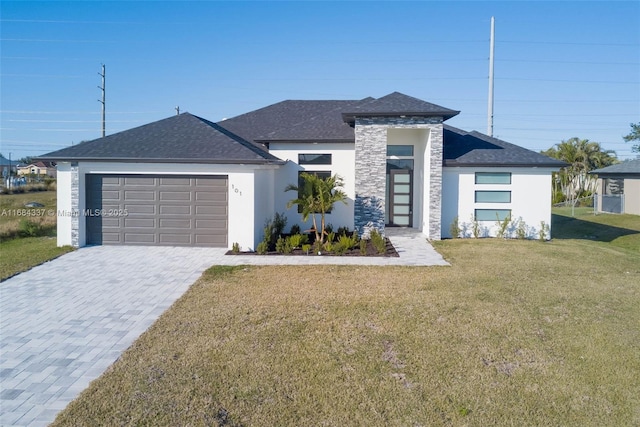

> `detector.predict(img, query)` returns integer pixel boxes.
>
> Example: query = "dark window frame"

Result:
[298,153,332,165]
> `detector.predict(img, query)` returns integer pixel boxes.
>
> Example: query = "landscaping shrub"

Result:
[289,224,301,235]
[276,236,292,254]
[449,216,460,239]
[370,229,386,254]
[18,219,45,237]
[263,212,287,249]
[256,241,268,255]
[287,233,308,249]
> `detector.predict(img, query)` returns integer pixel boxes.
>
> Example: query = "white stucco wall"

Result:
[624,178,640,215]
[270,143,355,232]
[55,162,73,246]
[56,161,278,249]
[442,167,555,239]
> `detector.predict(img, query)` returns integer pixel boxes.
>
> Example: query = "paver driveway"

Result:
[0,231,447,426]
[0,245,225,427]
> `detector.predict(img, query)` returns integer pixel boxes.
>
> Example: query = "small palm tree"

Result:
[285,173,347,243]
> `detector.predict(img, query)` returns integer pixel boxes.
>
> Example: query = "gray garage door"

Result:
[86,175,228,247]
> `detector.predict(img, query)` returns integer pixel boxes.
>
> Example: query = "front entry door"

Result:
[388,169,412,227]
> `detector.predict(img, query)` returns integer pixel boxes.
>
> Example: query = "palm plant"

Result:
[543,137,617,202]
[285,173,347,244]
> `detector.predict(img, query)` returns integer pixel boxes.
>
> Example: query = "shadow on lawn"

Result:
[552,213,640,242]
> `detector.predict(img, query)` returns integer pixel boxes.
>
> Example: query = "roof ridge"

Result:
[191,114,280,161]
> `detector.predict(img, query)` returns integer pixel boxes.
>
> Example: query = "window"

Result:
[475,209,511,221]
[475,191,511,203]
[387,145,414,157]
[298,154,331,165]
[475,172,511,184]
[604,178,624,195]
[296,171,332,213]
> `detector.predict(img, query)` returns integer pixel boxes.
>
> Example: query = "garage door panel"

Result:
[195,191,227,202]
[102,217,121,227]
[125,204,156,214]
[125,233,156,244]
[86,174,228,247]
[102,176,121,185]
[159,233,192,244]
[195,205,226,215]
[160,191,191,201]
[160,205,191,215]
[196,177,225,186]
[125,190,156,201]
[124,218,156,228]
[160,177,191,186]
[159,219,192,229]
[124,177,155,185]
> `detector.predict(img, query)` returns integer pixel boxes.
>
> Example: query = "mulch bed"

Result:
[226,237,399,257]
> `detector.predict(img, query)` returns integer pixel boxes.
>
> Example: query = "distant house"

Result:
[0,154,17,178]
[40,92,564,249]
[17,161,57,178]
[591,159,640,215]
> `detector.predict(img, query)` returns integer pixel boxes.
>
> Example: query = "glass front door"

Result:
[388,169,413,226]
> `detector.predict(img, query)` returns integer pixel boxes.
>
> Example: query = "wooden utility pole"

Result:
[98,64,106,137]
[487,17,495,137]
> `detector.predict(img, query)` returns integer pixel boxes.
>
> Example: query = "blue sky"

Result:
[1,1,639,161]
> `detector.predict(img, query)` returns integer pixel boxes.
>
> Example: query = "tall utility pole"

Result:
[98,64,106,137]
[487,16,495,137]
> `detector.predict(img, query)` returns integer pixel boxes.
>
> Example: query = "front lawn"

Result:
[52,213,640,426]
[0,236,73,281]
[0,190,73,280]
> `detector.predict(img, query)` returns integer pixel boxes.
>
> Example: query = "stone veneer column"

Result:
[354,117,387,238]
[427,123,443,240]
[70,162,80,247]
[354,116,444,240]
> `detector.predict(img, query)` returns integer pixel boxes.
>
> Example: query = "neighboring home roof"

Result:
[39,113,283,164]
[0,154,18,167]
[590,159,640,176]
[443,125,567,168]
[341,92,460,122]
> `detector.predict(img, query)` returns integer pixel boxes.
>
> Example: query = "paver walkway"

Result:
[0,229,447,426]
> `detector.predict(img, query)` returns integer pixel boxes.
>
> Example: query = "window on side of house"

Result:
[475,191,511,203]
[298,154,332,165]
[296,171,332,213]
[475,209,511,221]
[604,178,624,195]
[475,172,511,184]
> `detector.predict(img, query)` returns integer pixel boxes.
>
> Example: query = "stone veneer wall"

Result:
[70,163,79,247]
[354,116,443,239]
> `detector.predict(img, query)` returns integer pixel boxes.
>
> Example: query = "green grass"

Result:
[0,236,73,281]
[51,213,640,426]
[553,206,640,252]
[0,190,73,280]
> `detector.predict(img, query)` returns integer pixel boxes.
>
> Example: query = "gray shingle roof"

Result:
[39,113,283,164]
[443,125,567,168]
[341,92,459,122]
[218,99,370,143]
[590,159,640,176]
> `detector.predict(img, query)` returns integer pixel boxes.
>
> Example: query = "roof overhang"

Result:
[35,156,286,166]
[342,111,460,123]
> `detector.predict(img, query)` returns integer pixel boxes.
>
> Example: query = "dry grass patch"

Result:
[53,224,640,425]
